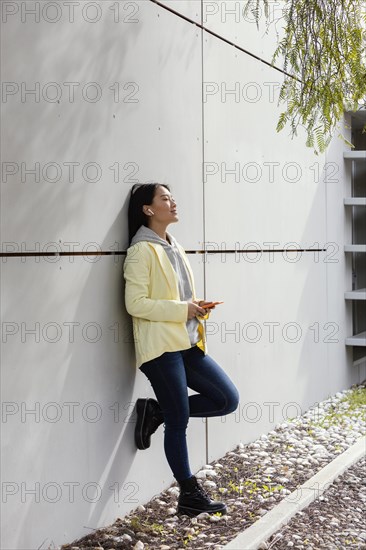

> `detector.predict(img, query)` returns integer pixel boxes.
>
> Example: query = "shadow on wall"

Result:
[42,198,139,545]
[3,201,140,549]
[67,199,137,531]
[2,8,147,546]
[3,5,143,247]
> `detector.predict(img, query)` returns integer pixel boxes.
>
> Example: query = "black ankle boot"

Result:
[177,475,227,517]
[134,398,164,450]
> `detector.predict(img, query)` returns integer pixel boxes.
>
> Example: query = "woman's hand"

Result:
[187,301,206,320]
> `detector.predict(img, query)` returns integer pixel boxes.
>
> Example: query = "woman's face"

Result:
[145,185,178,224]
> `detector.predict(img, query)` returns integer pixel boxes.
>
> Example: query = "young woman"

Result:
[123,182,240,517]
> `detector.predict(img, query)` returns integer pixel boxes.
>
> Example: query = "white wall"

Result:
[1,1,365,548]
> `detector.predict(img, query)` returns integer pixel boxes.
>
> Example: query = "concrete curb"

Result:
[223,435,366,550]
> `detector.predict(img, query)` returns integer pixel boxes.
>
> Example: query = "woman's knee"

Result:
[225,386,240,414]
[163,409,189,431]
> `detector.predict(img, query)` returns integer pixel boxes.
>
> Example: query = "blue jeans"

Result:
[139,345,239,482]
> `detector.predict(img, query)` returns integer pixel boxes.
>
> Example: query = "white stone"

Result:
[154,499,167,506]
[204,480,217,488]
[136,505,145,512]
[196,512,210,519]
[133,542,144,550]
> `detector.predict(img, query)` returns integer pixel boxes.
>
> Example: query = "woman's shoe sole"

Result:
[134,399,149,450]
[177,504,227,517]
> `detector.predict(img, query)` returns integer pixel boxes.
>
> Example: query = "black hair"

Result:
[127,182,170,246]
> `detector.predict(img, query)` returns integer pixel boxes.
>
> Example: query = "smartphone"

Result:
[201,301,224,309]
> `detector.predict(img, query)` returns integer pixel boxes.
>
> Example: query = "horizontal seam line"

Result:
[0,249,328,257]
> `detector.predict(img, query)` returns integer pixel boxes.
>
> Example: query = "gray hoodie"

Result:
[130,225,200,346]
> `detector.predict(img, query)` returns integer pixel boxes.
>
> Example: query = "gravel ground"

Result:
[60,382,366,550]
[263,456,366,549]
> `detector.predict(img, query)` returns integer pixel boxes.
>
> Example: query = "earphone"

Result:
[147,208,154,215]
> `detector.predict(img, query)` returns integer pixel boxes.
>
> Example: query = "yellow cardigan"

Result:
[123,240,209,368]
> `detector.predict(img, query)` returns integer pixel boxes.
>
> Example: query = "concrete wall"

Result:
[1,1,365,548]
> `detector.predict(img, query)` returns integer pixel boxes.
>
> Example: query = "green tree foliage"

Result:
[245,0,366,153]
